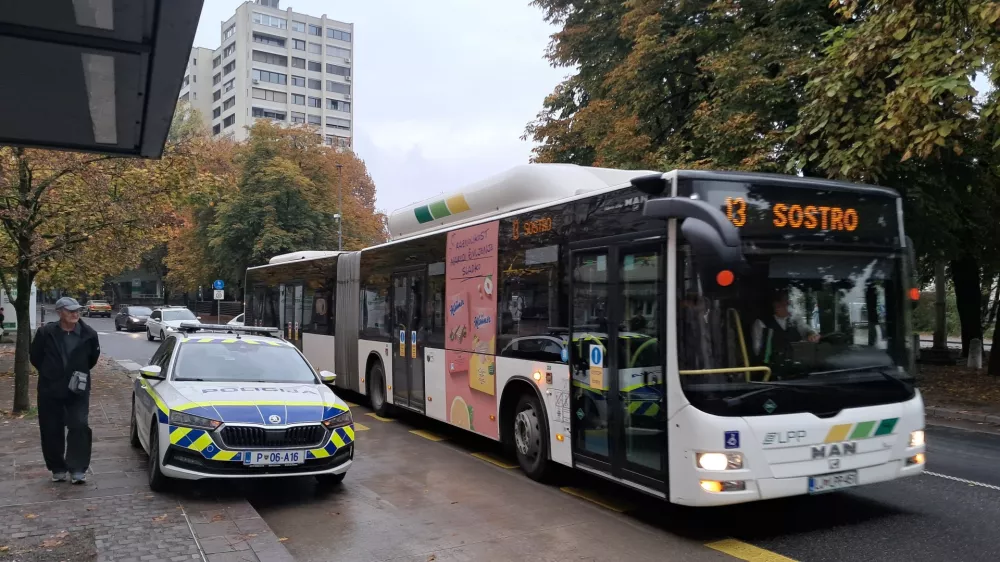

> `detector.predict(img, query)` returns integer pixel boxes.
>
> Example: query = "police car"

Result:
[130,323,354,491]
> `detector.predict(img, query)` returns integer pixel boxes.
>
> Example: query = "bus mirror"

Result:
[681,218,747,295]
[643,197,742,248]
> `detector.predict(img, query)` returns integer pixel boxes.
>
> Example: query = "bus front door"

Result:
[570,239,666,492]
[391,270,426,412]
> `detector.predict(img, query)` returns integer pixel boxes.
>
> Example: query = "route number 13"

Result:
[725,197,747,227]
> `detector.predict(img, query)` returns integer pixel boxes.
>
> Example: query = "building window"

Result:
[223,114,236,128]
[326,117,351,130]
[291,111,306,124]
[257,0,279,7]
[292,57,306,69]
[192,92,197,100]
[308,60,322,72]
[252,33,285,48]
[223,96,236,110]
[223,79,235,92]
[307,78,321,90]
[213,90,221,101]
[327,46,351,59]
[212,107,221,119]
[308,43,322,55]
[252,107,286,121]
[213,124,221,135]
[223,24,235,40]
[308,24,322,36]
[212,56,221,68]
[223,43,236,58]
[307,114,321,126]
[326,135,352,148]
[179,92,189,102]
[326,81,350,95]
[292,39,306,51]
[307,97,321,108]
[327,28,351,42]
[213,73,221,85]
[252,50,288,66]
[292,94,305,105]
[327,64,351,77]
[183,75,190,86]
[292,20,306,33]
[252,12,286,29]
[223,61,236,75]
[326,99,351,112]
[252,69,287,85]
[291,75,306,87]
[252,88,288,103]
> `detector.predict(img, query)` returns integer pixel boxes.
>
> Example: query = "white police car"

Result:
[130,323,354,491]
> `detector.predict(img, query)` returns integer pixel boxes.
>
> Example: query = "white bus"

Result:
[244,164,926,506]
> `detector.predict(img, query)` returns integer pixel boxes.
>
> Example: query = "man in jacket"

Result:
[30,297,101,484]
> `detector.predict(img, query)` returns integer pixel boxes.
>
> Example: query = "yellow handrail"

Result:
[678,366,772,378]
[728,309,760,381]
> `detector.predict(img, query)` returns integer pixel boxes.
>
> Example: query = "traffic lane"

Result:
[925,424,1000,487]
[247,407,730,562]
[86,316,159,366]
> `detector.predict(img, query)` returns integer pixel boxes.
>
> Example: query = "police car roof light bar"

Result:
[176,322,281,337]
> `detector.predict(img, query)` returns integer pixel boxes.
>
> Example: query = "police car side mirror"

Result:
[319,370,337,385]
[139,365,165,380]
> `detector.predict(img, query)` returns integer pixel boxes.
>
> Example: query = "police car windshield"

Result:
[173,340,316,383]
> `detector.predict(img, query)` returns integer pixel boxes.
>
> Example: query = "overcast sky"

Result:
[194,0,565,214]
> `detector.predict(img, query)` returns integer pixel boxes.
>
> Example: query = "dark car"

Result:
[115,305,153,332]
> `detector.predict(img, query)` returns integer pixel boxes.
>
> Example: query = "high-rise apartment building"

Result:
[179,0,354,148]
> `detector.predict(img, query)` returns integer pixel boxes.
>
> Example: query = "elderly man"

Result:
[29,297,101,484]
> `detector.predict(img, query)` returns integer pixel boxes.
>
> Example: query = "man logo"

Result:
[268,414,281,424]
[812,442,857,459]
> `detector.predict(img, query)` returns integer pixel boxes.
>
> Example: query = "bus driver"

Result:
[752,289,819,367]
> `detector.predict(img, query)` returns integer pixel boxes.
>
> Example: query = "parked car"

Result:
[84,300,112,318]
[227,313,245,327]
[115,305,153,332]
[145,307,201,341]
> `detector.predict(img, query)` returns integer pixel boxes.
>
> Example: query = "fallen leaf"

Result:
[428,555,436,561]
[152,514,168,522]
[211,513,226,522]
[278,537,289,542]
[0,545,9,552]
[24,513,37,519]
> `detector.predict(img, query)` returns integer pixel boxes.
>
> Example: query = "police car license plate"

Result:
[808,470,858,494]
[243,451,305,466]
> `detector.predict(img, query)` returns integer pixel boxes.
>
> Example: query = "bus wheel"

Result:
[513,393,552,482]
[368,361,390,418]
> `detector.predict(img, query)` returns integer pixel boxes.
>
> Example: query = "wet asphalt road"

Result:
[91,314,1000,561]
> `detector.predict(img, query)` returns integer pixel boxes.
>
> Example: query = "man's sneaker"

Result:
[51,471,67,482]
[70,472,87,485]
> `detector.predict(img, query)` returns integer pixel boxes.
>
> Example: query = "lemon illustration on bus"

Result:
[450,396,474,431]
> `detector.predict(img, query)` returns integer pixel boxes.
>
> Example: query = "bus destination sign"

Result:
[694,181,899,245]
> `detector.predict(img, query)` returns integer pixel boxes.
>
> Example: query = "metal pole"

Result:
[336,164,343,251]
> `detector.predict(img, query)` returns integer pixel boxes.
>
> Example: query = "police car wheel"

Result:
[147,422,169,492]
[513,393,552,482]
[369,362,390,417]
[315,472,346,487]
[129,397,141,449]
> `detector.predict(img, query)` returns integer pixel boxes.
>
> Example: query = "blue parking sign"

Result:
[724,431,740,449]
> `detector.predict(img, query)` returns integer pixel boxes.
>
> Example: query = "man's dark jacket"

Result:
[29,320,100,398]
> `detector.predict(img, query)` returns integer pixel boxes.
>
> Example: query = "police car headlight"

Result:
[696,452,743,471]
[322,410,353,429]
[169,411,222,430]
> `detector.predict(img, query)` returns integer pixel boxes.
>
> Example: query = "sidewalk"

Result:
[918,362,1000,427]
[0,346,294,562]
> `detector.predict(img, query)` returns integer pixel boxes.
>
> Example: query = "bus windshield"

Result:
[678,249,914,417]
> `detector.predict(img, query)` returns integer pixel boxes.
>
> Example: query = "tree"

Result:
[0,149,173,411]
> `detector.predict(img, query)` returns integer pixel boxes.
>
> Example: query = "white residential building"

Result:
[179,0,354,148]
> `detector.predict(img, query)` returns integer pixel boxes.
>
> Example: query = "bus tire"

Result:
[368,360,390,418]
[513,392,553,482]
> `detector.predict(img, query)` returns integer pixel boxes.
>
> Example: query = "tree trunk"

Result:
[933,261,947,349]
[12,266,33,413]
[990,308,1000,376]
[951,256,983,357]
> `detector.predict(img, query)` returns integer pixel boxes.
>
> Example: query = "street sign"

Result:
[213,290,224,300]
[213,279,225,290]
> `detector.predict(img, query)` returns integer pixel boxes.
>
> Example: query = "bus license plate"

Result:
[244,451,305,466]
[809,470,858,494]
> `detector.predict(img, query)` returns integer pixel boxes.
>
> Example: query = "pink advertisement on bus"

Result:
[445,221,499,439]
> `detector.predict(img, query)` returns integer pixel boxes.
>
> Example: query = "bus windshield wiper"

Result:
[722,381,824,407]
[809,365,913,392]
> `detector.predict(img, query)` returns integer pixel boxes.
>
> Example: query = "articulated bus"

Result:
[244,164,925,506]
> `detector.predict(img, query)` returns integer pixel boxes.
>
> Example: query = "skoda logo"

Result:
[268,414,281,424]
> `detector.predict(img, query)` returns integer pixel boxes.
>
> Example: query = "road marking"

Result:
[353,423,370,431]
[364,413,394,422]
[470,452,517,469]
[115,360,143,371]
[97,332,110,335]
[409,429,445,442]
[559,487,632,513]
[925,471,1000,491]
[705,539,797,561]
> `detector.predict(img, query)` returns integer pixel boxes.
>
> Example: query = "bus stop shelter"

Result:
[0,0,203,158]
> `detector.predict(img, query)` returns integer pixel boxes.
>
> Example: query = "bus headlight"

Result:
[909,430,925,447]
[697,452,743,471]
